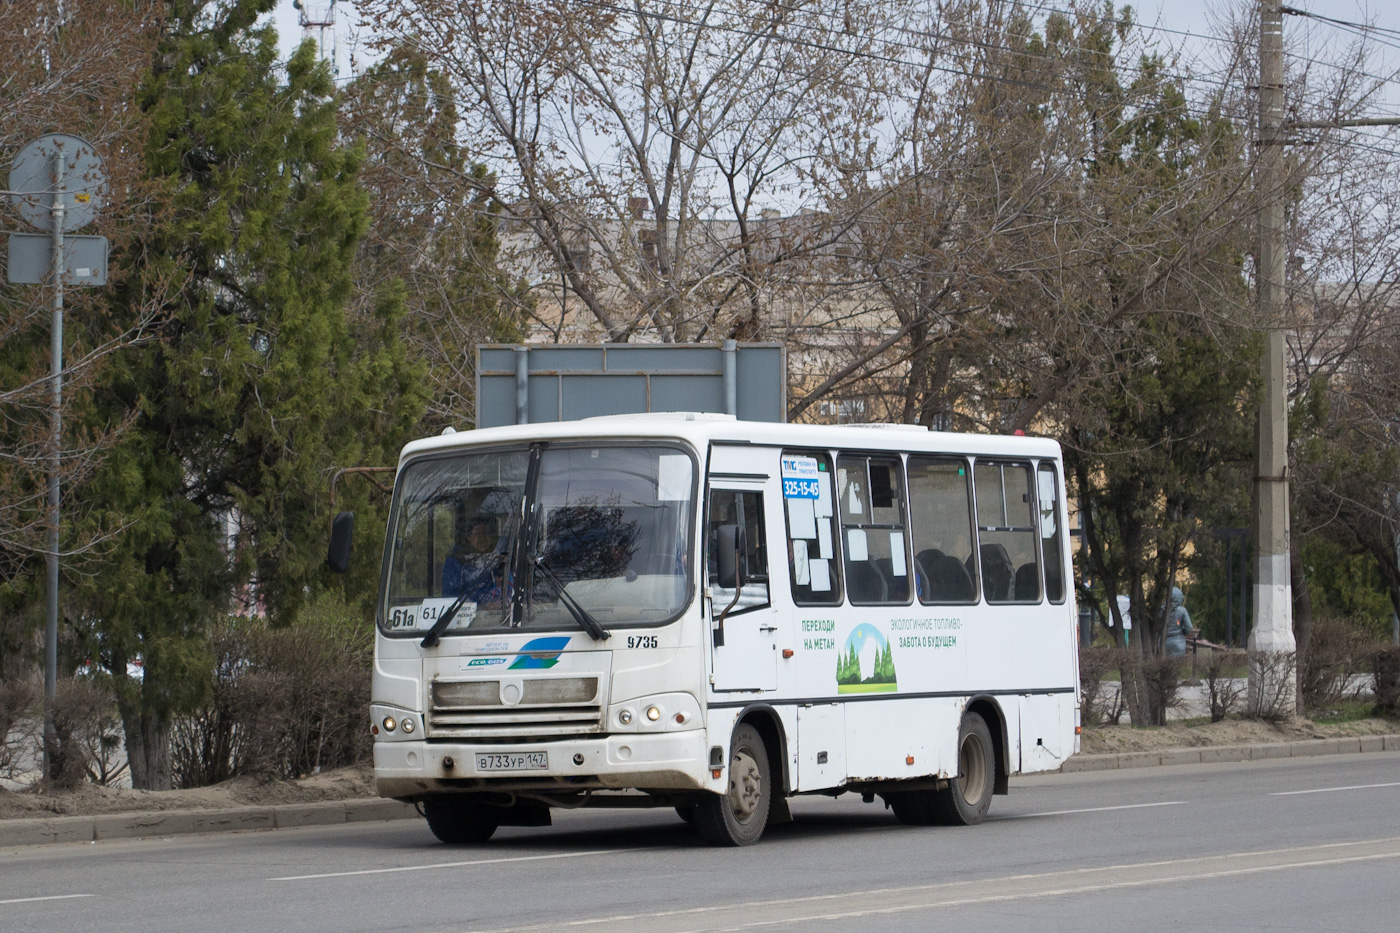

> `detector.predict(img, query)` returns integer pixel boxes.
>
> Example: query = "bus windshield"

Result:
[381,444,695,637]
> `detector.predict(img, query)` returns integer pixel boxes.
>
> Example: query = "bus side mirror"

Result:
[328,511,355,574]
[716,524,746,589]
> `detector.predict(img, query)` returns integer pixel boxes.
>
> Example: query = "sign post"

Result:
[6,134,108,777]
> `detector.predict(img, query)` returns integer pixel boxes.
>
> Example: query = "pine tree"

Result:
[73,0,424,789]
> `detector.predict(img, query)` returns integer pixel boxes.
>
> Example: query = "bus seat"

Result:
[913,548,943,600]
[972,544,1014,602]
[1014,563,1040,601]
[874,557,910,602]
[845,561,888,603]
[921,550,974,602]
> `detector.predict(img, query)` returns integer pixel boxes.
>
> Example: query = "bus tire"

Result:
[423,796,499,844]
[693,724,771,846]
[887,790,938,826]
[930,712,995,826]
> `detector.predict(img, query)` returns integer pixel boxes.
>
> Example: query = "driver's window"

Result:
[707,490,770,614]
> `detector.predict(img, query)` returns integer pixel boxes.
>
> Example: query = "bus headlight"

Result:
[610,694,701,733]
[382,716,397,732]
[400,717,415,734]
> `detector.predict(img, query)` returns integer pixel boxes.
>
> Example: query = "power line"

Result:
[1282,6,1400,43]
[343,0,1399,156]
[571,0,1398,129]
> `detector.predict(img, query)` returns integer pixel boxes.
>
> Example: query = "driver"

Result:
[443,519,502,605]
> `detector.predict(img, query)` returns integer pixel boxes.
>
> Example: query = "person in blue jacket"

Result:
[443,519,502,606]
[1165,586,1195,656]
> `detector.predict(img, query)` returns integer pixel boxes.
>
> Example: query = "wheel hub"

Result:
[728,749,762,821]
[959,734,986,806]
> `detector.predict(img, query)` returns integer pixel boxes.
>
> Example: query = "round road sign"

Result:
[8,134,107,233]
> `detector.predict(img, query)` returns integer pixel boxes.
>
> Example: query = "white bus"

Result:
[329,413,1079,846]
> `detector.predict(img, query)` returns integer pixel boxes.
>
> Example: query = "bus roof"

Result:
[397,413,1061,467]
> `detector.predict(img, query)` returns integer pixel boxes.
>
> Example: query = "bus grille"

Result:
[428,677,603,739]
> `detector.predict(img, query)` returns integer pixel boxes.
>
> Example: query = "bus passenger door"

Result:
[707,482,779,692]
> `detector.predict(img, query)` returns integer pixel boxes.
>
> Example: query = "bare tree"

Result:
[340,44,526,430]
[355,0,892,344]
[0,3,165,583]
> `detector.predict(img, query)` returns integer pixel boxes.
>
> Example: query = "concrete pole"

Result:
[514,345,529,425]
[722,339,737,417]
[1248,0,1297,715]
[43,146,66,777]
[1392,495,1399,645]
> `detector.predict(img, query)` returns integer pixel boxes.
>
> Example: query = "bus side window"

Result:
[837,455,911,605]
[707,490,770,614]
[1038,463,1066,603]
[907,457,978,604]
[973,461,1041,604]
[782,451,841,604]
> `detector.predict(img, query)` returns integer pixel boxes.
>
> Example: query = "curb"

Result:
[0,797,416,849]
[1060,734,1400,773]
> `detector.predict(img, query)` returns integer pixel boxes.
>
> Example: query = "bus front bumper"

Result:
[374,730,716,800]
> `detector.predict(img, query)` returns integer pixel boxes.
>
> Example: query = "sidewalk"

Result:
[4,733,1397,848]
[1063,732,1400,772]
[0,797,417,848]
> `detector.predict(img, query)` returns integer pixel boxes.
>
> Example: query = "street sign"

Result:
[6,233,108,286]
[8,133,107,233]
[476,342,787,428]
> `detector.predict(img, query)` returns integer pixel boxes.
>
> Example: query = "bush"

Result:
[1079,645,1127,725]
[1301,615,1376,712]
[1200,649,1245,722]
[0,678,40,783]
[1374,645,1400,717]
[0,676,124,789]
[48,677,123,789]
[1138,654,1186,726]
[172,593,373,788]
[1075,644,1131,722]
[1247,650,1298,721]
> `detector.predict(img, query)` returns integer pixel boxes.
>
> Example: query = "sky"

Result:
[265,0,1400,119]
[267,1,1400,69]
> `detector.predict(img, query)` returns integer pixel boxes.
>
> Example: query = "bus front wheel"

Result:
[694,724,771,846]
[930,712,995,825]
[423,796,499,844]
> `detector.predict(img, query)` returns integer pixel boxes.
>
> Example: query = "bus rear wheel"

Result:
[423,796,499,844]
[694,724,771,846]
[929,712,995,826]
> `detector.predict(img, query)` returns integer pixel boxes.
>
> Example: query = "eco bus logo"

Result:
[509,636,572,669]
[836,624,897,693]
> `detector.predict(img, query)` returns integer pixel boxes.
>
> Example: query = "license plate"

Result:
[476,751,548,772]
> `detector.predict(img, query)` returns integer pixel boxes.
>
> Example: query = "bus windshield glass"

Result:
[381,444,695,636]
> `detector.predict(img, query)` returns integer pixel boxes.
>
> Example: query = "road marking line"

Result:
[1017,800,1186,818]
[1271,781,1400,796]
[0,894,94,906]
[670,851,1400,933]
[449,836,1400,933]
[269,847,660,881]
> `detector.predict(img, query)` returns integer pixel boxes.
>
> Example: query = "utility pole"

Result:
[1249,0,1297,715]
[43,147,65,776]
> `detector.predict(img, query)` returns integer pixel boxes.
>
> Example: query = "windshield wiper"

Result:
[420,589,474,649]
[533,558,610,641]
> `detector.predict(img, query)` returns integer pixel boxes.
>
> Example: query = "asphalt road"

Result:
[4,753,1399,933]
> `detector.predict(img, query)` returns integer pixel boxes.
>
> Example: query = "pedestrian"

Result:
[1165,586,1194,656]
